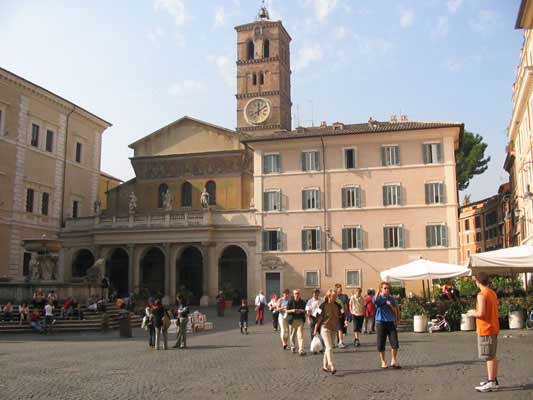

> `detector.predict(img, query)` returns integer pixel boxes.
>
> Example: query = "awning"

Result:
[380,259,471,282]
[469,245,533,273]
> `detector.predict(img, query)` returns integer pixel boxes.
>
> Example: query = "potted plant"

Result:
[460,299,476,331]
[176,285,194,305]
[221,284,234,309]
[401,301,428,332]
[446,301,463,331]
[508,297,526,329]
[498,300,510,330]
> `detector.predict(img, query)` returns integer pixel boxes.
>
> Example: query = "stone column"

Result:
[207,243,219,303]
[127,244,135,293]
[169,245,178,304]
[163,243,171,305]
[132,245,140,293]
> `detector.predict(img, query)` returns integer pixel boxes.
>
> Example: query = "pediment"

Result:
[129,116,242,157]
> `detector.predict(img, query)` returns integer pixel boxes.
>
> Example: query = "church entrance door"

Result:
[176,246,203,305]
[141,247,165,297]
[219,246,247,303]
[107,248,129,297]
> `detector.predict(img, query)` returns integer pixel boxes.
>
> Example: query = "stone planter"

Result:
[460,314,476,331]
[509,311,525,329]
[413,314,427,333]
[224,300,233,309]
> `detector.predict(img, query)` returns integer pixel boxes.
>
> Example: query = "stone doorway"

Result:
[176,246,203,304]
[107,248,129,297]
[141,247,165,297]
[219,245,247,303]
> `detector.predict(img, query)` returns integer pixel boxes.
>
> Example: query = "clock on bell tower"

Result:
[235,6,292,136]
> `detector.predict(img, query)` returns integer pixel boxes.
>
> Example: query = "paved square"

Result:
[1,308,532,400]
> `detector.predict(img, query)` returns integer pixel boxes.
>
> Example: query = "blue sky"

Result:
[0,0,523,202]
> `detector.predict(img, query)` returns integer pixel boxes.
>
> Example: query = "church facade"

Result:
[60,7,462,303]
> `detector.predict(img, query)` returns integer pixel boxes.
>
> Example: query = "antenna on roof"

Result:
[308,99,314,127]
[295,104,301,127]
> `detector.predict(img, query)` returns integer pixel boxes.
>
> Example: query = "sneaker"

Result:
[479,378,499,386]
[338,342,346,349]
[475,381,499,392]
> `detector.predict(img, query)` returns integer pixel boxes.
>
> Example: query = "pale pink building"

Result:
[244,121,463,297]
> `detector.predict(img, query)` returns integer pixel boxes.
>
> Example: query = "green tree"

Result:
[455,130,490,191]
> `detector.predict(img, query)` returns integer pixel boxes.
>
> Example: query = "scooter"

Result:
[428,311,451,333]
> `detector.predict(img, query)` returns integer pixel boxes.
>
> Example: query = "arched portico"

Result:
[72,249,95,278]
[107,248,129,297]
[176,246,204,304]
[140,247,165,296]
[218,245,247,303]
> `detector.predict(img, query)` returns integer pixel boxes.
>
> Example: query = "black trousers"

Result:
[376,321,399,352]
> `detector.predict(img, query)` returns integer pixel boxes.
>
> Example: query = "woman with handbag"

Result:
[314,289,343,375]
[276,289,290,350]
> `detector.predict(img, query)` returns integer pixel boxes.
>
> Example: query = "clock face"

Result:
[244,98,271,125]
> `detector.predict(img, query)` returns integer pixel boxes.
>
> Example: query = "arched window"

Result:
[247,40,255,60]
[181,181,192,207]
[259,72,264,85]
[252,73,257,86]
[263,39,270,58]
[206,180,216,206]
[158,183,168,208]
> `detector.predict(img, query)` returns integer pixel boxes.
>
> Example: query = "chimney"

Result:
[320,121,327,128]
[390,115,397,123]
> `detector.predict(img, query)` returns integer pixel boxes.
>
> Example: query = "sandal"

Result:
[381,365,388,369]
[322,367,329,373]
[391,364,402,369]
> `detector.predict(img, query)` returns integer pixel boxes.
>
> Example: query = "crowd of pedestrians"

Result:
[143,295,189,350]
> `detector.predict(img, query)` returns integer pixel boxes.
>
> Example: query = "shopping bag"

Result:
[310,335,323,353]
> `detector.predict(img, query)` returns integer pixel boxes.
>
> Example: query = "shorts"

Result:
[477,335,498,361]
[338,314,347,334]
[376,322,399,352]
[352,316,364,332]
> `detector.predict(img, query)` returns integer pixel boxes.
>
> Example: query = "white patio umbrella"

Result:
[380,259,471,282]
[469,245,533,273]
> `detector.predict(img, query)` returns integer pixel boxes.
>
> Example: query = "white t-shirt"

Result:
[255,294,266,306]
[305,297,323,317]
[44,304,53,317]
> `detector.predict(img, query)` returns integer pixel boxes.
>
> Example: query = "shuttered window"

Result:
[342,227,363,249]
[381,145,400,166]
[422,143,442,164]
[263,154,280,174]
[426,225,448,247]
[342,186,361,208]
[301,151,320,171]
[302,189,320,209]
[264,190,281,211]
[302,228,322,250]
[383,185,401,206]
[305,271,319,288]
[383,226,404,248]
[425,183,445,204]
[346,270,361,288]
[344,148,356,169]
[263,230,281,251]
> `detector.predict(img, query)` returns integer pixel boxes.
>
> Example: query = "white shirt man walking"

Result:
[255,290,267,325]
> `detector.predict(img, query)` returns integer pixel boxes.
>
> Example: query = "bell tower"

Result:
[235,6,292,136]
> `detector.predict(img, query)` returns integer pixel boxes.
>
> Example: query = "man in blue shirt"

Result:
[373,282,400,369]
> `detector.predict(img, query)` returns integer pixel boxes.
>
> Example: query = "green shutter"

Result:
[399,226,405,248]
[263,156,267,174]
[426,225,431,247]
[263,192,269,211]
[317,190,321,209]
[356,187,361,208]
[422,144,428,164]
[275,154,280,172]
[381,147,387,166]
[341,188,347,208]
[314,151,320,170]
[301,152,306,171]
[395,146,400,165]
[383,186,388,206]
[356,227,363,249]
[425,183,430,204]
[302,190,306,210]
[440,183,446,204]
[302,230,307,251]
[316,229,322,250]
[442,225,448,247]
[397,185,402,206]
[342,228,348,249]
[383,227,389,248]
[276,230,282,250]
[263,231,269,251]
[436,143,442,163]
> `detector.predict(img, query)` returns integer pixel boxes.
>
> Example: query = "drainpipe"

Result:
[320,135,329,277]
[60,107,76,228]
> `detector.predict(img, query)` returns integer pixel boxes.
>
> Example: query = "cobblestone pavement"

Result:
[1,308,532,400]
